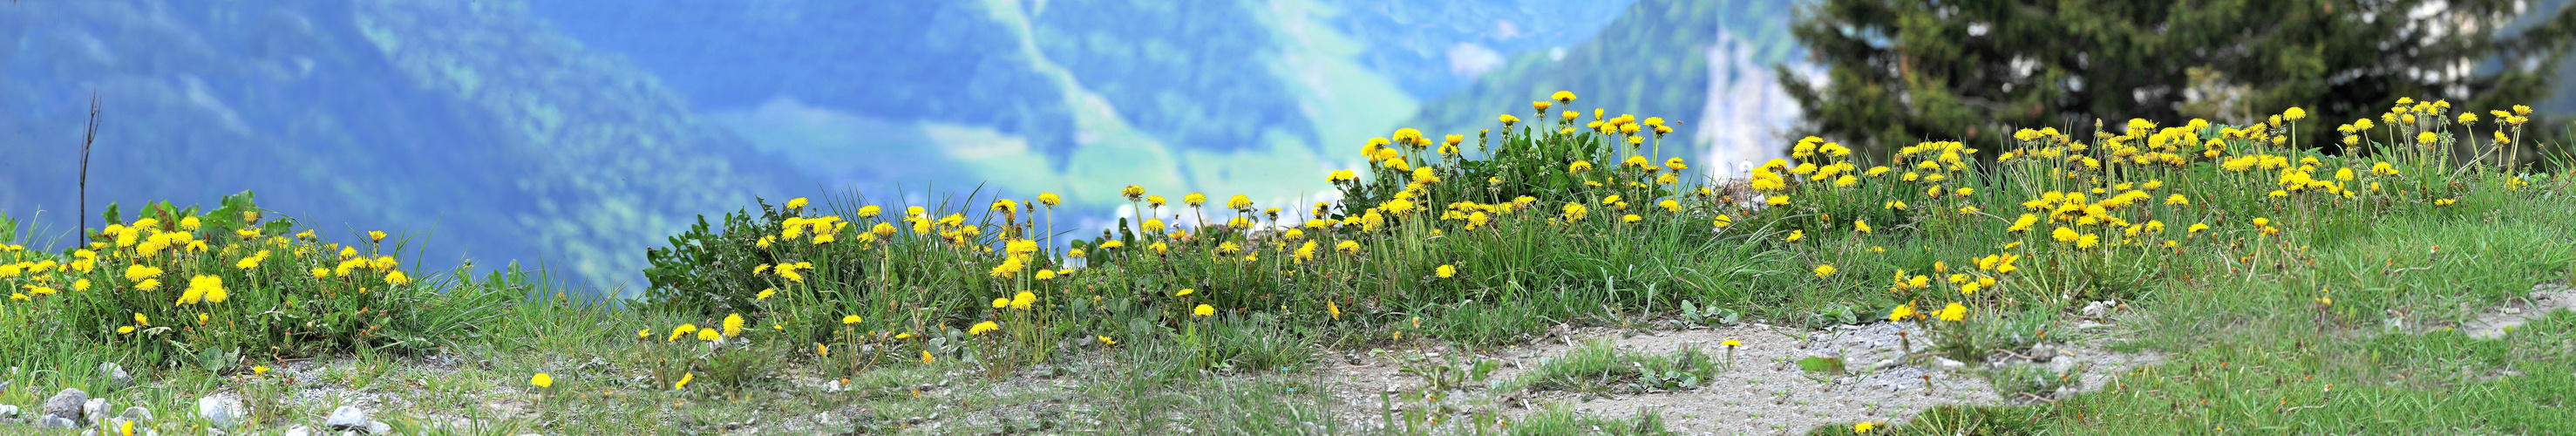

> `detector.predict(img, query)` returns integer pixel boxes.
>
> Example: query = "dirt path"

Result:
[1319,317,2164,435]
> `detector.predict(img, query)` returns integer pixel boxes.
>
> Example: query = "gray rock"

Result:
[121,405,152,421]
[366,420,391,434]
[2049,358,2077,375]
[282,425,313,436]
[0,404,17,419]
[98,362,133,392]
[38,415,78,429]
[324,405,370,430]
[1932,357,1967,371]
[40,388,86,421]
[80,428,96,436]
[198,395,243,427]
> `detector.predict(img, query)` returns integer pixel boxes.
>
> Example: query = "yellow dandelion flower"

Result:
[531,373,554,389]
[785,197,810,210]
[1193,304,1216,317]
[1937,303,1967,321]
[1010,291,1036,310]
[675,372,694,390]
[1814,264,1838,277]
[1436,264,1456,278]
[1887,304,1915,322]
[969,321,1000,336]
[185,275,227,304]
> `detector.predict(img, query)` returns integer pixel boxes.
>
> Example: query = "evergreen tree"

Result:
[1781,0,2576,159]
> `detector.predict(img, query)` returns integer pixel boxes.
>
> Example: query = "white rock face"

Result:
[1695,30,1803,180]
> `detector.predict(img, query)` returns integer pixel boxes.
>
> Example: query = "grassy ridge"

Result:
[3,94,2574,434]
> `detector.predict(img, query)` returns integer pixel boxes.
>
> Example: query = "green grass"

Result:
[5,96,2576,435]
[1497,339,1722,395]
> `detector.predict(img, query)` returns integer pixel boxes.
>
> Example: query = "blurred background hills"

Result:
[0,0,1800,292]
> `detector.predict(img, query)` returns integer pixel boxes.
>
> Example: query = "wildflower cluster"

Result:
[0,193,433,362]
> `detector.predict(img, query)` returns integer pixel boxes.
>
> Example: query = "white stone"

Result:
[282,425,313,436]
[1932,357,1966,371]
[324,405,370,430]
[98,362,133,392]
[198,395,243,427]
[83,399,108,424]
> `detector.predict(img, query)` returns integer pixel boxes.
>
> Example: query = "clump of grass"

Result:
[1506,405,1669,435]
[1499,340,1720,395]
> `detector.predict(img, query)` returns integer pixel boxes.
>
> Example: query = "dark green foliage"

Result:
[642,202,787,317]
[1784,0,2576,160]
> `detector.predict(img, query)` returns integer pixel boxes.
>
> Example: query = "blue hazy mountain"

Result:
[0,1,805,290]
[2,0,1821,292]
